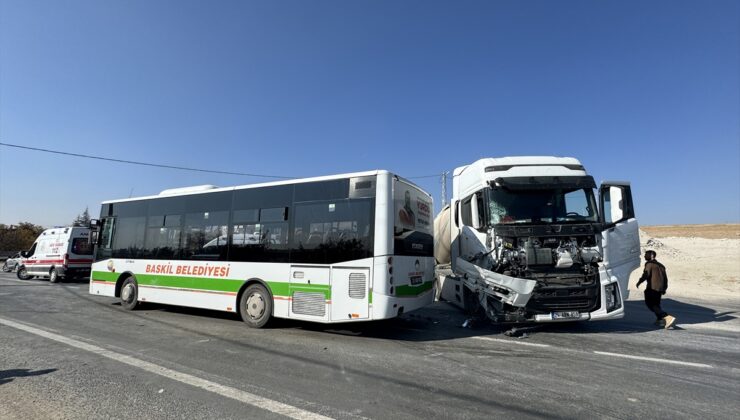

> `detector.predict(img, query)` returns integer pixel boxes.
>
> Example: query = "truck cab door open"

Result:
[599,182,640,298]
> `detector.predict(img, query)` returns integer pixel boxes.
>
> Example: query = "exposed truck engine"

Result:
[435,157,640,323]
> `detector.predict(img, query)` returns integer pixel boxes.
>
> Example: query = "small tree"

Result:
[0,223,45,252]
[73,207,92,227]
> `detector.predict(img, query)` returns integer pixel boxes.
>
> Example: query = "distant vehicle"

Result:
[16,227,93,282]
[435,156,640,324]
[2,252,23,272]
[89,171,436,328]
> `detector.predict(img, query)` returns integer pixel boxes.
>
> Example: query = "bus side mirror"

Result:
[89,231,100,246]
[88,219,101,245]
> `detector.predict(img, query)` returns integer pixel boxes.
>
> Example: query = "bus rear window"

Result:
[72,238,93,255]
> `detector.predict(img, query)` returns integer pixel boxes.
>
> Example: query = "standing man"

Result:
[636,250,676,329]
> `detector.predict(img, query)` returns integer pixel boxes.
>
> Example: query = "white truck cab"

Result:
[435,156,640,323]
[17,226,93,283]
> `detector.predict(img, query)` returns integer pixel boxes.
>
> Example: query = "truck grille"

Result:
[529,284,600,313]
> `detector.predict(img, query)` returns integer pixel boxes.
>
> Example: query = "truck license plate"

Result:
[552,311,580,320]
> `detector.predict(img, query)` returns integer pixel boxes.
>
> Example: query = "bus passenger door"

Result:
[331,267,370,321]
[289,265,330,322]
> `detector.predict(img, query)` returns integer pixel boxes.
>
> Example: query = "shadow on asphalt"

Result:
[53,276,737,341]
[529,299,738,336]
[0,368,57,385]
[147,297,739,339]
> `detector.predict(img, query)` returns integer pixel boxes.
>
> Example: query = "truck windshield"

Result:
[488,187,598,224]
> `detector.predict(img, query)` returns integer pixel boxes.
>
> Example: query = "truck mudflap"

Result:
[455,258,537,307]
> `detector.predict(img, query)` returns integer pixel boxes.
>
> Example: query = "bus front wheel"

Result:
[239,284,272,328]
[120,277,140,310]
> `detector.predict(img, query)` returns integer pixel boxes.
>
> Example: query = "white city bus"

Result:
[89,171,435,327]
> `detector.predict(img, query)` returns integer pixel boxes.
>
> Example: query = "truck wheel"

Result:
[17,266,31,280]
[239,284,272,328]
[49,269,60,283]
[120,277,139,310]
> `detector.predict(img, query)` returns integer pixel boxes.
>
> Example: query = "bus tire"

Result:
[49,268,59,283]
[17,266,31,280]
[120,277,140,310]
[239,284,272,328]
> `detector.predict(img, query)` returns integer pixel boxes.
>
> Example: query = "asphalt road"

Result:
[1,272,738,419]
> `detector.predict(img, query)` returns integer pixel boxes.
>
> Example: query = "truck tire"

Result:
[17,266,31,280]
[49,268,60,283]
[239,284,272,328]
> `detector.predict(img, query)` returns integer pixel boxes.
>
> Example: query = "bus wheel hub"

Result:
[122,284,134,302]
[246,294,265,319]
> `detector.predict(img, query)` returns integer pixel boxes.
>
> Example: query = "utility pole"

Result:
[441,171,449,207]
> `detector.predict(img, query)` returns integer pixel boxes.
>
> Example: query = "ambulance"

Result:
[17,226,94,283]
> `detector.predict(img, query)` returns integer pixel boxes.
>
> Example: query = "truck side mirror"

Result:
[600,182,635,225]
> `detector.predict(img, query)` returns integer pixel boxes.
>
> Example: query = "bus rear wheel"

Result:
[239,284,272,328]
[120,277,140,310]
[49,269,60,283]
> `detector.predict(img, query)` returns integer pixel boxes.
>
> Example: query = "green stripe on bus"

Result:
[91,270,331,299]
[395,281,434,297]
[137,274,243,293]
[92,271,118,282]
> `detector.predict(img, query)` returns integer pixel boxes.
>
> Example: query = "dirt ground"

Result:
[641,224,740,239]
[627,224,740,301]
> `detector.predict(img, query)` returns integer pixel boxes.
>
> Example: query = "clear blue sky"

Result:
[1,0,738,227]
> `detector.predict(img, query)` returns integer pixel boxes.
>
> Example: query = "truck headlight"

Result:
[605,283,621,312]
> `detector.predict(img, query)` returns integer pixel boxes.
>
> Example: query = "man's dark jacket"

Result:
[639,260,668,293]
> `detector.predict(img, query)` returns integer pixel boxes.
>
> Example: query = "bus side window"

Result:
[229,208,289,262]
[291,199,373,264]
[184,211,229,261]
[144,214,182,259]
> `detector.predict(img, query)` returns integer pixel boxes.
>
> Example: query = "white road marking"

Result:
[0,316,334,420]
[676,323,740,333]
[472,336,552,348]
[471,336,716,369]
[593,351,713,369]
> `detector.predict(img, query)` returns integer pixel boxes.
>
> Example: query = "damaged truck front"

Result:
[435,157,641,323]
